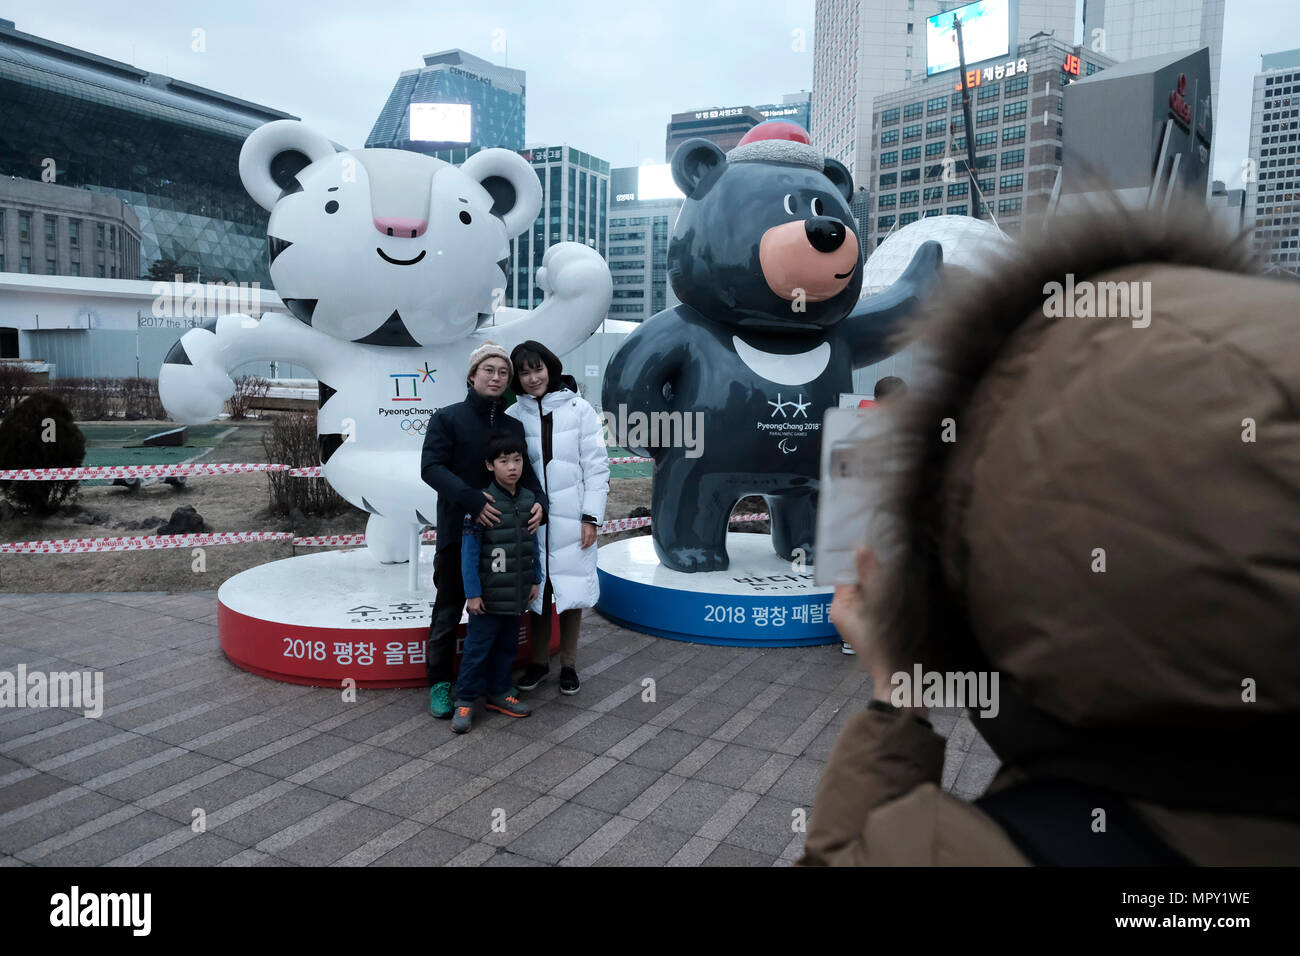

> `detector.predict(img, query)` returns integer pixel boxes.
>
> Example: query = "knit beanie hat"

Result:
[466,341,512,385]
[726,121,824,169]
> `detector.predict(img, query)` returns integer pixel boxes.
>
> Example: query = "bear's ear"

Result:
[239,120,338,211]
[822,158,854,204]
[671,139,727,198]
[461,148,543,237]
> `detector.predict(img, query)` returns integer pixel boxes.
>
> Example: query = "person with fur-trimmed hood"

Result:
[798,198,1300,866]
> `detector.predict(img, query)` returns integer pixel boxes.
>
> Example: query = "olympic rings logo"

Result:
[400,417,430,435]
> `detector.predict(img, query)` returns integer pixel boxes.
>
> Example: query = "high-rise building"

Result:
[0,17,297,283]
[867,34,1113,247]
[665,92,812,161]
[1245,48,1300,278]
[366,49,525,162]
[1081,0,1224,176]
[813,1,1081,182]
[607,166,683,322]
[503,145,610,311]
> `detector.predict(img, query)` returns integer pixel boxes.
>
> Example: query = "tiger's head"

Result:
[239,119,541,347]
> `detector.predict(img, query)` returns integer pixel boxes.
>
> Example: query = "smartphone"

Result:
[813,406,896,587]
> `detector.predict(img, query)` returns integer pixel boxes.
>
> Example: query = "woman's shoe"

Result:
[517,663,549,691]
[559,667,581,695]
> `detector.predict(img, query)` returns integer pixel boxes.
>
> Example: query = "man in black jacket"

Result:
[420,342,547,719]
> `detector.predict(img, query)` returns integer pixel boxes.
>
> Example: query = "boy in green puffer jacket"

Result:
[452,432,543,734]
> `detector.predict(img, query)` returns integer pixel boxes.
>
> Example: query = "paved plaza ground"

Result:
[0,591,1000,866]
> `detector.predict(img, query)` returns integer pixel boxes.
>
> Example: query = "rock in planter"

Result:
[156,506,208,535]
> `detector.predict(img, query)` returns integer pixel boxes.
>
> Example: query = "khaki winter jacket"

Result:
[799,200,1300,866]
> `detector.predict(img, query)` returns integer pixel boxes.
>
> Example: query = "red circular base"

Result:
[216,550,558,688]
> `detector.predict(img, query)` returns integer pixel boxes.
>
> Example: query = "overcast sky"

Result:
[7,0,1298,185]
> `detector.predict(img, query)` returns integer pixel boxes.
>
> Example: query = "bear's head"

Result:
[669,123,862,333]
[239,120,541,347]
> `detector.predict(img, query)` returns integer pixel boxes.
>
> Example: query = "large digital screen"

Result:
[409,103,471,143]
[637,163,684,200]
[926,0,1010,76]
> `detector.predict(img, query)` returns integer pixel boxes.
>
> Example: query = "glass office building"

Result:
[366,49,525,161]
[0,18,298,284]
[607,166,682,322]
[505,145,610,311]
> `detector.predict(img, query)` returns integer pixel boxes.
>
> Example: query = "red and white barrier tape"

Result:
[0,460,648,480]
[1,513,770,554]
[0,531,293,554]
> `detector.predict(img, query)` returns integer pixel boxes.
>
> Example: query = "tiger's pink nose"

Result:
[373,216,427,238]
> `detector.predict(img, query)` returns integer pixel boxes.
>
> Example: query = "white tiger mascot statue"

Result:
[158,120,612,563]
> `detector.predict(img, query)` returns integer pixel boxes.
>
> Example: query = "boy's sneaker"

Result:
[841,642,856,656]
[485,693,531,718]
[517,664,549,691]
[559,667,581,695]
[451,702,473,734]
[429,681,453,718]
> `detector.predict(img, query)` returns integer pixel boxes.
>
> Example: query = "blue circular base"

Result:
[596,533,839,647]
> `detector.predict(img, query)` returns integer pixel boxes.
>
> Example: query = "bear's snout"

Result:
[759,218,859,303]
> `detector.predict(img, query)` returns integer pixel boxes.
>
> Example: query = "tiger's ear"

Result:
[460,149,543,236]
[239,120,337,211]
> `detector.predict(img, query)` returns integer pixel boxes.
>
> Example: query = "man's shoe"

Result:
[485,693,531,717]
[451,702,473,734]
[430,681,453,718]
[841,642,856,656]
[517,664,549,691]
[559,667,581,696]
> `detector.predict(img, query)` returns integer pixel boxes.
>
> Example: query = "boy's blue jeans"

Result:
[456,611,521,702]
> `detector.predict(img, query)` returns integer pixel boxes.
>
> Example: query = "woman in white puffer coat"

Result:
[506,340,611,696]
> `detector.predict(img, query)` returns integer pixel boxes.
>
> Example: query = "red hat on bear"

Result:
[728,121,824,170]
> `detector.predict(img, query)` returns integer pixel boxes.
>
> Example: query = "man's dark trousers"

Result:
[427,545,464,685]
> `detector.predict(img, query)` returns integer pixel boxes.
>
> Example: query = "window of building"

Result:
[18,213,30,242]
[881,108,900,125]
[926,119,947,137]
[44,216,56,244]
[21,255,31,273]
[881,150,898,167]
[976,131,999,148]
[880,173,897,188]
[1005,75,1028,95]
[899,212,919,225]
[948,182,969,197]
[69,261,79,276]
[946,204,968,216]
[1001,148,1025,169]
[878,215,896,230]
[903,124,922,141]
[978,83,1001,101]
[900,168,921,184]
[976,107,999,127]
[109,228,116,250]
[1003,125,1026,145]
[925,142,946,157]
[999,197,1023,214]
[951,92,964,108]
[1086,61,1097,75]
[999,173,1024,191]
[904,102,923,119]
[899,190,920,207]
[923,186,944,203]
[1004,100,1027,120]
[901,146,922,162]
[978,177,995,194]
[878,194,897,209]
[927,95,946,114]
[46,258,56,274]
[881,129,900,145]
